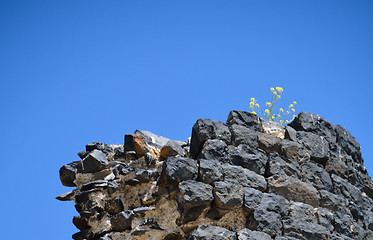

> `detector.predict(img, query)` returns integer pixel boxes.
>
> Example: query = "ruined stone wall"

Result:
[57,111,373,240]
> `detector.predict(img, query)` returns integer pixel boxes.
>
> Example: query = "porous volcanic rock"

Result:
[57,111,373,240]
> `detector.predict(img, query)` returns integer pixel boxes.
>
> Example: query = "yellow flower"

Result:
[265,109,269,113]
[280,120,284,124]
[286,111,290,114]
[280,108,283,112]
[278,114,281,117]
[271,116,275,119]
[270,88,275,92]
[292,108,295,112]
[290,104,294,108]
[293,101,297,104]
[293,115,296,118]
[250,102,254,106]
[266,102,271,106]
[252,111,257,114]
[286,120,289,123]
[273,91,277,95]
[250,98,255,101]
[276,87,283,93]
[249,105,253,108]
[255,103,259,107]
[277,95,280,98]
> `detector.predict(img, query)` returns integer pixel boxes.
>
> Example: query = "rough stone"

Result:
[334,124,362,163]
[249,208,282,237]
[223,164,267,191]
[177,180,213,223]
[258,133,282,154]
[213,181,243,210]
[266,153,301,179]
[237,228,272,240]
[301,162,333,191]
[190,119,231,159]
[331,174,363,203]
[160,157,198,187]
[111,210,135,231]
[198,159,224,184]
[268,175,320,207]
[289,112,336,143]
[282,217,329,240]
[280,140,310,163]
[198,139,230,164]
[259,193,290,216]
[189,224,236,240]
[289,202,316,223]
[261,120,285,139]
[226,110,262,131]
[124,130,170,158]
[229,124,259,149]
[319,190,348,212]
[82,150,109,173]
[285,125,297,142]
[105,198,124,215]
[161,140,186,158]
[243,187,263,214]
[296,131,329,163]
[228,144,267,175]
[59,161,79,187]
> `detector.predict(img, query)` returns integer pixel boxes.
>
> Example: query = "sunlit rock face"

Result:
[57,111,373,240]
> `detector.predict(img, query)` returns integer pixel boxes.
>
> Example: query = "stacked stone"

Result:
[57,111,373,240]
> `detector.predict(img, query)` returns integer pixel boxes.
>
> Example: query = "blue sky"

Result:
[1,1,372,239]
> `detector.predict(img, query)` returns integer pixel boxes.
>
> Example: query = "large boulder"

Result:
[189,225,236,240]
[177,180,214,223]
[190,119,231,159]
[159,157,198,187]
[226,110,262,131]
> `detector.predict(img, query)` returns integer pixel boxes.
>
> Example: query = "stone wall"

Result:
[57,111,373,239]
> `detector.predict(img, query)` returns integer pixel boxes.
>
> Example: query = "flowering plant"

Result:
[249,87,297,125]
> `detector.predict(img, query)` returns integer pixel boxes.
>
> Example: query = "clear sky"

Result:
[1,1,372,239]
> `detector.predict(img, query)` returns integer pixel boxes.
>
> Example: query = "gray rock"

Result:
[111,210,135,231]
[249,208,282,237]
[199,139,230,164]
[223,164,267,191]
[333,211,353,237]
[177,180,214,223]
[289,112,336,143]
[296,131,329,163]
[161,140,185,158]
[243,187,263,214]
[86,142,113,155]
[280,140,310,163]
[334,124,362,163]
[213,181,243,210]
[319,190,348,212]
[199,159,224,184]
[226,110,262,131]
[229,124,259,148]
[59,161,79,187]
[190,119,231,159]
[237,228,272,240]
[160,157,198,187]
[189,225,236,240]
[315,207,334,232]
[301,162,333,191]
[282,217,329,240]
[259,193,290,216]
[266,153,301,179]
[331,174,363,203]
[289,202,316,223]
[80,180,118,191]
[268,175,320,207]
[275,237,301,240]
[258,133,282,154]
[285,125,297,142]
[228,144,267,175]
[82,150,109,173]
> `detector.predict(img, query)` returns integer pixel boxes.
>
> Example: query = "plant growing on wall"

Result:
[249,87,297,125]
